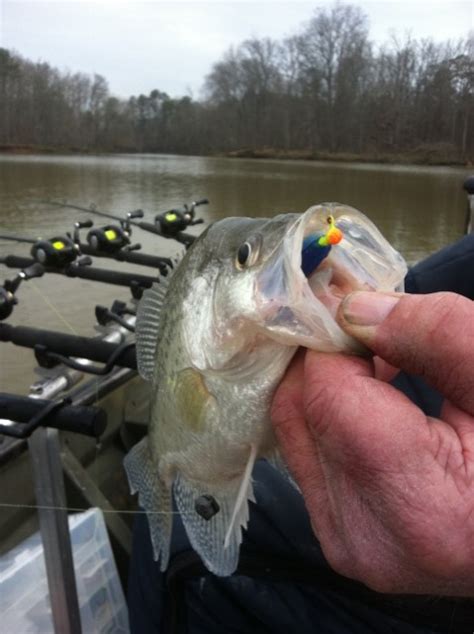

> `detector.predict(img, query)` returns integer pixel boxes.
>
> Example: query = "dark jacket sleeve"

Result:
[405,234,474,297]
[393,233,474,417]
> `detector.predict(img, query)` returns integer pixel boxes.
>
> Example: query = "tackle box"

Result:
[0,507,129,633]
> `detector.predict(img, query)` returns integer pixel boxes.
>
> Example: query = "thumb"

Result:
[338,291,474,415]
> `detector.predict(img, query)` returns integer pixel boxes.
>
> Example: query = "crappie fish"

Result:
[124,203,407,576]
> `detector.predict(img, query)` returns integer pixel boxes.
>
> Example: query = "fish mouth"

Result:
[256,203,407,353]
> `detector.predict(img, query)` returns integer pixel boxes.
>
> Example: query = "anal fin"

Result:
[173,445,257,576]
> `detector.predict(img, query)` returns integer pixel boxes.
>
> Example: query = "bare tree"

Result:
[0,4,472,162]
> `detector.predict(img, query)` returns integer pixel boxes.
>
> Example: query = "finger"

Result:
[303,350,431,470]
[338,291,474,416]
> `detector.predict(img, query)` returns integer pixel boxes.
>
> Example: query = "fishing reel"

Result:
[155,199,207,237]
[31,235,79,267]
[74,219,140,254]
[155,209,193,236]
[0,263,44,320]
[87,224,132,253]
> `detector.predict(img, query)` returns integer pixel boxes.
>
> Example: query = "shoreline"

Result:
[224,147,471,167]
[0,144,470,167]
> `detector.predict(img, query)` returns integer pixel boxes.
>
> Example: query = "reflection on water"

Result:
[0,153,470,393]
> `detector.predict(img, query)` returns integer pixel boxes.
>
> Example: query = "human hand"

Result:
[271,291,474,596]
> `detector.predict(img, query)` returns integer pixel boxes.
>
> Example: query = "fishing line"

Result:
[0,502,187,515]
[29,279,78,336]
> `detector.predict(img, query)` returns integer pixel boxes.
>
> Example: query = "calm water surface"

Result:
[0,153,470,394]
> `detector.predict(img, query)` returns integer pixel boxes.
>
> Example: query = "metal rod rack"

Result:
[1,313,137,633]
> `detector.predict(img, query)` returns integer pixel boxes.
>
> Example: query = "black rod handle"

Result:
[0,393,107,437]
[64,263,157,288]
[0,323,137,369]
[136,221,195,245]
[1,255,34,269]
[80,244,172,270]
[0,255,157,289]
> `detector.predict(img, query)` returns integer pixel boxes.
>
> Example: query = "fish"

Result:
[124,203,407,576]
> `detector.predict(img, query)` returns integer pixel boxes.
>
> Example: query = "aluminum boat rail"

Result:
[1,313,137,634]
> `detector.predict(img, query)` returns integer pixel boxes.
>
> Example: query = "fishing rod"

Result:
[0,290,138,376]
[0,298,139,438]
[0,224,172,274]
[0,269,141,385]
[0,253,157,299]
[0,250,137,333]
[75,221,172,272]
[0,392,107,439]
[0,229,161,297]
[41,198,208,246]
[0,322,137,373]
[39,200,142,227]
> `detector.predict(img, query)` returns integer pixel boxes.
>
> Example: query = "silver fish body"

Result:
[125,203,407,576]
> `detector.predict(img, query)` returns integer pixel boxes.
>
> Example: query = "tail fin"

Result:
[124,438,172,570]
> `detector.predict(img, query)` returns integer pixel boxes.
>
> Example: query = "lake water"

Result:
[0,153,471,394]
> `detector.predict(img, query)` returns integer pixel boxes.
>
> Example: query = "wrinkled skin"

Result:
[271,290,474,597]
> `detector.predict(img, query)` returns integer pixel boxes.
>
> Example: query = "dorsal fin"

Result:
[135,249,185,381]
[136,282,169,381]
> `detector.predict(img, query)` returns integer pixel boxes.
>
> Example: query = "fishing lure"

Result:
[301,215,343,277]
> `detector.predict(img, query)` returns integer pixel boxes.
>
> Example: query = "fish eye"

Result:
[235,234,262,270]
[237,242,251,266]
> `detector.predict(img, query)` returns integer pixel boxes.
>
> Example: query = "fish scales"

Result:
[125,203,407,576]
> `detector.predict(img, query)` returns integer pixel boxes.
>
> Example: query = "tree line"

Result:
[0,3,472,161]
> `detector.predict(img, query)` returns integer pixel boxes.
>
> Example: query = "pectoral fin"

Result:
[224,443,257,548]
[174,368,216,432]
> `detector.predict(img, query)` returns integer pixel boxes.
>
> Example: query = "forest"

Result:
[0,3,472,163]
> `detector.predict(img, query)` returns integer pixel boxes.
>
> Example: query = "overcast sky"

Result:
[0,0,471,99]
